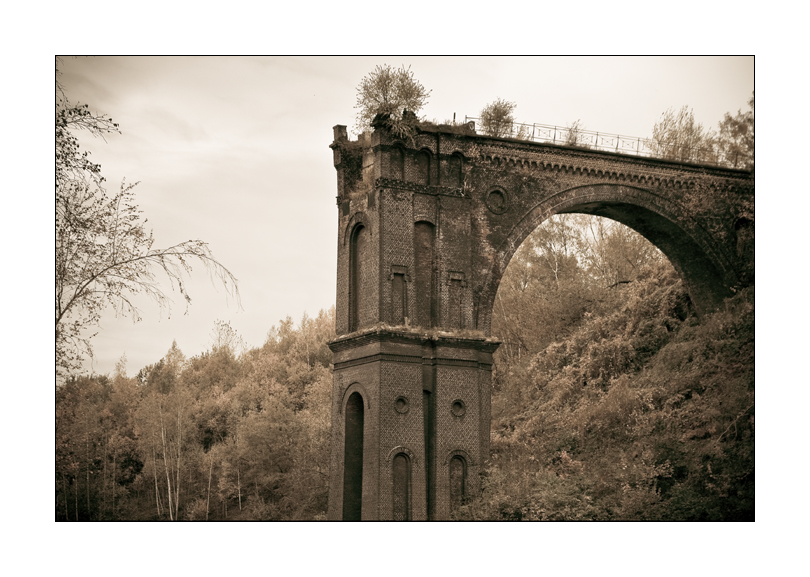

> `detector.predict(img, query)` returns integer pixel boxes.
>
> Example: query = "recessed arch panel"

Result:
[343,391,365,520]
[349,223,373,332]
[414,149,431,185]
[446,152,463,188]
[449,455,467,512]
[390,145,405,180]
[343,211,371,246]
[414,221,437,328]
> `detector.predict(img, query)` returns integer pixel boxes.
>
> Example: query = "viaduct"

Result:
[326,115,754,520]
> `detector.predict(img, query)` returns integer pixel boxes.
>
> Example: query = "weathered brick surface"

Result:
[327,122,754,520]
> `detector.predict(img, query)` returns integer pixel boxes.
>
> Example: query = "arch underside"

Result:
[477,184,737,333]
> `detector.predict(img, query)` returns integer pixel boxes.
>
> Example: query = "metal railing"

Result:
[464,117,746,169]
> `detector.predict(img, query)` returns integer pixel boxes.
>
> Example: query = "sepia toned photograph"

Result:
[56,56,754,525]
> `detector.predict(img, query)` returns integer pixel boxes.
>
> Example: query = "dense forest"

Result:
[55,214,754,521]
[56,311,334,520]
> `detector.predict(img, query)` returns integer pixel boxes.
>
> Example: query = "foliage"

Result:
[354,64,432,135]
[417,118,476,136]
[648,105,716,163]
[564,119,587,147]
[715,92,754,170]
[479,98,517,138]
[56,86,119,193]
[56,309,335,521]
[645,93,754,169]
[463,259,753,521]
[55,71,241,381]
[491,214,670,392]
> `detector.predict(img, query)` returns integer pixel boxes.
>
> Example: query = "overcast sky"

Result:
[58,56,754,377]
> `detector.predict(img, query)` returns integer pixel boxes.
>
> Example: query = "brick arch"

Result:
[386,445,418,467]
[342,211,371,246]
[476,183,738,333]
[443,448,475,467]
[341,382,371,413]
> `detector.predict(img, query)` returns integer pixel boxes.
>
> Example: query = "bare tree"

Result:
[56,68,240,380]
[648,106,716,164]
[354,64,432,134]
[715,92,754,169]
[479,98,517,138]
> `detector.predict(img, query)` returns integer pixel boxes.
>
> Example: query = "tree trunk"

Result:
[86,436,91,519]
[175,405,181,520]
[159,404,174,520]
[112,451,116,519]
[102,434,107,518]
[63,476,69,520]
[206,457,213,521]
[236,433,242,511]
[152,447,162,517]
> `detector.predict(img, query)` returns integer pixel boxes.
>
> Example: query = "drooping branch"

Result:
[56,178,241,378]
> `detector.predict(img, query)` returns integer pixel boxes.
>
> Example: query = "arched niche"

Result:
[349,223,371,332]
[444,152,463,188]
[392,452,411,520]
[476,184,737,332]
[343,391,365,520]
[449,455,467,511]
[387,446,416,521]
[413,149,431,185]
[444,449,474,514]
[413,221,437,328]
[389,145,405,180]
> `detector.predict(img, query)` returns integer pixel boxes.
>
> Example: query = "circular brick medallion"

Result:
[485,189,509,214]
[395,396,409,414]
[451,399,466,417]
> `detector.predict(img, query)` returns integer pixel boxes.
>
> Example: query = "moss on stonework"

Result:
[332,322,496,344]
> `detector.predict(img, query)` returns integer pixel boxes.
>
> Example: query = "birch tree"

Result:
[56,67,240,381]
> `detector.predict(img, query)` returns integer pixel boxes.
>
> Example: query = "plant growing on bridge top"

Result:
[479,98,517,138]
[646,93,754,169]
[563,119,589,148]
[354,64,432,135]
[715,92,754,170]
[648,106,717,164]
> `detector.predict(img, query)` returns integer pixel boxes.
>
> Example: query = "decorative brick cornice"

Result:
[474,141,752,188]
[375,178,465,198]
[329,326,500,353]
[333,352,486,371]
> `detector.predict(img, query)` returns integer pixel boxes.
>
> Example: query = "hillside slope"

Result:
[457,268,754,521]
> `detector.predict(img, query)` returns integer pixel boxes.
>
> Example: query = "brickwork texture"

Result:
[326,121,754,520]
